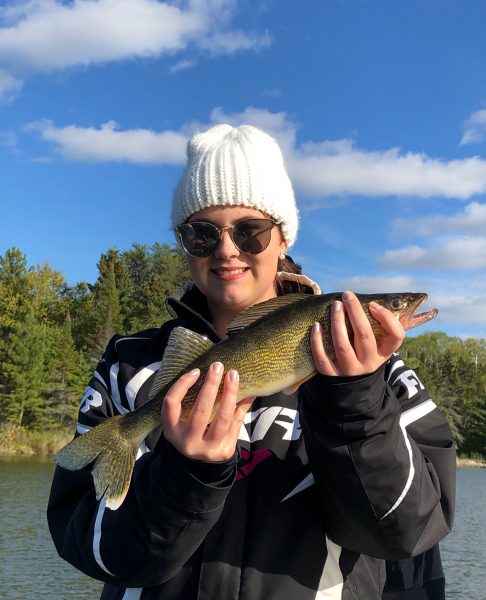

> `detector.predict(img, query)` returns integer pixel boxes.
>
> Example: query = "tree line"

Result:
[0,245,189,432]
[0,246,484,456]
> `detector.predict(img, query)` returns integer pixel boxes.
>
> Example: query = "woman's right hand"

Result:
[161,362,254,462]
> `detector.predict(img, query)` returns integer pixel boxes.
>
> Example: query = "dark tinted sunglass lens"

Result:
[233,219,274,254]
[179,222,219,257]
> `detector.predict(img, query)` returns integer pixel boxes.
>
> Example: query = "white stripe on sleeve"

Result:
[380,399,437,520]
[76,422,92,435]
[94,370,109,390]
[122,589,143,600]
[387,358,405,381]
[400,398,437,428]
[110,363,129,414]
[125,362,161,411]
[93,497,116,576]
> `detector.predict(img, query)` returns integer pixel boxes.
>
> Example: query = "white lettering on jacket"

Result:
[239,406,302,442]
[80,386,103,413]
[392,369,425,399]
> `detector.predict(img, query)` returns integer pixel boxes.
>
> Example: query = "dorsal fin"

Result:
[227,293,309,335]
[149,327,214,400]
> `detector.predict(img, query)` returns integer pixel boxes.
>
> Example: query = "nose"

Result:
[214,229,239,259]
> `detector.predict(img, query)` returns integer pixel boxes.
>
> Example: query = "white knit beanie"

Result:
[171,124,299,249]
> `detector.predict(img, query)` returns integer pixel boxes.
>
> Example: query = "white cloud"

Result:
[322,273,486,329]
[331,275,417,293]
[429,276,486,333]
[213,108,486,200]
[289,144,486,200]
[25,119,188,164]
[393,202,486,238]
[197,28,271,55]
[0,0,270,89]
[460,109,486,146]
[169,58,198,74]
[378,236,486,270]
[433,294,486,327]
[0,130,18,147]
[0,67,22,102]
[23,106,298,165]
[208,106,298,155]
[24,106,486,203]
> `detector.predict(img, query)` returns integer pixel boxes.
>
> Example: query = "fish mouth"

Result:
[406,307,439,330]
[400,293,438,330]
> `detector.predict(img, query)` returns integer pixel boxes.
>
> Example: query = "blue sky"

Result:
[1,0,486,339]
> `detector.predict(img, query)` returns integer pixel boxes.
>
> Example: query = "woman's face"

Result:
[185,205,287,316]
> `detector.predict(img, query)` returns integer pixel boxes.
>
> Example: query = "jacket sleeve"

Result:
[47,334,237,588]
[298,353,456,560]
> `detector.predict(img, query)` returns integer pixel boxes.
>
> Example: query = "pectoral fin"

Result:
[149,327,214,400]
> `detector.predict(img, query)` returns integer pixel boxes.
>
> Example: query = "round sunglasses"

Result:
[176,218,278,258]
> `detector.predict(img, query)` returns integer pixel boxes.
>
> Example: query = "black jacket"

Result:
[48,285,455,600]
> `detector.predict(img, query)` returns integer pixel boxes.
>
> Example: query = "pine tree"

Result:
[89,250,124,359]
[122,242,190,332]
[0,313,50,428]
[44,315,92,428]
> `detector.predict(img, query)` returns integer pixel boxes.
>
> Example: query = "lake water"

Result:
[0,457,102,599]
[0,459,484,599]
[441,468,486,599]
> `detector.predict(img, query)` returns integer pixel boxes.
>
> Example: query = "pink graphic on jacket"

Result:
[236,448,273,480]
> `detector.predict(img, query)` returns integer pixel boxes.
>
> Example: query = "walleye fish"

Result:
[54,292,437,510]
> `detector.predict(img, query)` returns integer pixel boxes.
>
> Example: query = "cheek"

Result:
[252,251,280,281]
[187,258,208,286]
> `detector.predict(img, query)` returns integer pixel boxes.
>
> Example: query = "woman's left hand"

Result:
[310,290,405,377]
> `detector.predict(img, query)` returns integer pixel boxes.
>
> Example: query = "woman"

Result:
[48,124,455,599]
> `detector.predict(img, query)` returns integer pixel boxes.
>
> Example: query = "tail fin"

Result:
[54,415,139,510]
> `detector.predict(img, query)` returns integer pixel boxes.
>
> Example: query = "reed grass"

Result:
[456,453,486,468]
[0,424,73,456]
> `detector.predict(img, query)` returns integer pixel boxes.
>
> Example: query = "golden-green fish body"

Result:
[54,292,437,509]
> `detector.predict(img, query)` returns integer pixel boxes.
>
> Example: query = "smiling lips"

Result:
[211,267,249,280]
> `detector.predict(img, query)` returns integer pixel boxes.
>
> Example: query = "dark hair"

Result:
[276,254,306,295]
[278,254,301,274]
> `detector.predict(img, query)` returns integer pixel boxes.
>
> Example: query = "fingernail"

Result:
[189,368,200,377]
[342,291,353,301]
[369,301,383,310]
[229,369,239,383]
[212,362,223,374]
[313,321,321,332]
[332,301,342,312]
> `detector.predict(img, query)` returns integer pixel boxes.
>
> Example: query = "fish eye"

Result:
[388,296,404,310]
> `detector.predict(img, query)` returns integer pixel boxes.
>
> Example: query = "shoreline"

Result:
[0,425,72,457]
[456,456,486,468]
[1,431,485,468]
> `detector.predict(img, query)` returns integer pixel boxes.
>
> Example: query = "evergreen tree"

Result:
[401,332,486,454]
[122,243,190,332]
[0,313,51,428]
[89,250,124,358]
[0,247,31,331]
[44,316,92,428]
[63,281,98,353]
[2,242,481,454]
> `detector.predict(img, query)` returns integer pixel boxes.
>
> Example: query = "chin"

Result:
[216,291,252,311]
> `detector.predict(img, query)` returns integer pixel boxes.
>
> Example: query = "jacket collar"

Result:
[165,272,321,342]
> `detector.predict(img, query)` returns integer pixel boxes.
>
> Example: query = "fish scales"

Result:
[54,291,437,509]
